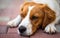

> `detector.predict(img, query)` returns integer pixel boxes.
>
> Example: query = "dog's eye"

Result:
[32,16,38,20]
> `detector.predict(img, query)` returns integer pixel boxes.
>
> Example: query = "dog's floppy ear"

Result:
[19,2,29,13]
[42,5,56,29]
[19,2,27,12]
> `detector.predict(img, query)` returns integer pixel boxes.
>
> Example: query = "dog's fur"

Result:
[7,0,60,36]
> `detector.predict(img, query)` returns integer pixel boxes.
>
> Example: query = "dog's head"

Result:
[18,2,56,36]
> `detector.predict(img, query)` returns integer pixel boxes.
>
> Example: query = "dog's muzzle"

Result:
[18,26,26,33]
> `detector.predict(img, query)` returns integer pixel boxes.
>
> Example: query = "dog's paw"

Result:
[44,25,57,34]
[7,20,18,27]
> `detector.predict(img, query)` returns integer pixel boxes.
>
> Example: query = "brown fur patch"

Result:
[42,5,56,28]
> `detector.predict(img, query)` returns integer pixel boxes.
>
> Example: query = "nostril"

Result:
[19,26,26,33]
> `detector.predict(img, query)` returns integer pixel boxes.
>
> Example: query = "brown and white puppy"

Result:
[7,0,60,36]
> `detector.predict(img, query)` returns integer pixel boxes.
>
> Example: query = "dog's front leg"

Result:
[7,15,21,27]
[44,22,57,34]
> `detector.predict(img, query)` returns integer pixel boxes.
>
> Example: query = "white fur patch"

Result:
[7,15,21,27]
[44,22,57,33]
[18,6,35,35]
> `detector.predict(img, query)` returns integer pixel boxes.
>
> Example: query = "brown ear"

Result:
[42,5,56,29]
[19,2,28,13]
[19,2,27,12]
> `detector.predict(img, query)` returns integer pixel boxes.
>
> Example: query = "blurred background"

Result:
[0,0,60,38]
[0,0,24,25]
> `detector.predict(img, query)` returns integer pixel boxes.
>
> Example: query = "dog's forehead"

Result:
[27,6,41,15]
[26,6,35,17]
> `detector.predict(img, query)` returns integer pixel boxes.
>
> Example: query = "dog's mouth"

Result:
[19,29,40,37]
[20,33,31,37]
[20,32,36,37]
[18,30,32,37]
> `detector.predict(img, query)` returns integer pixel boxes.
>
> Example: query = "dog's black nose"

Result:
[19,26,26,33]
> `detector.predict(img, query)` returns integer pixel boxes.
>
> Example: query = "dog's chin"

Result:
[17,30,36,37]
[19,31,37,37]
[20,33,30,37]
[17,30,31,36]
[18,33,32,37]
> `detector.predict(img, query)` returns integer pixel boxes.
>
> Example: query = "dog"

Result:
[7,0,60,36]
